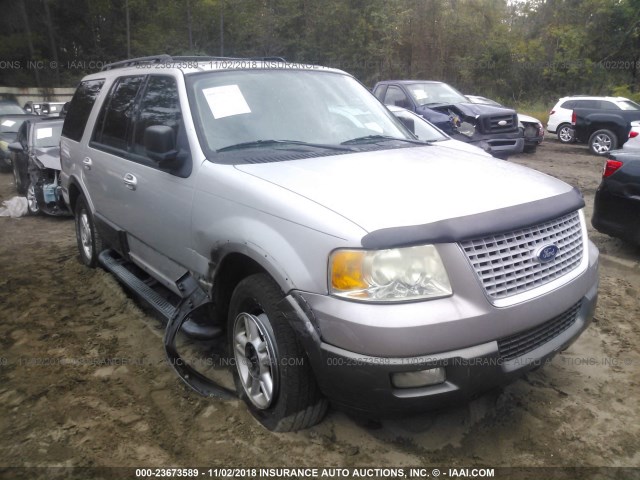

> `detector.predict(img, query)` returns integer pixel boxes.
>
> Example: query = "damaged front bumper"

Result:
[278,242,599,416]
[450,131,525,159]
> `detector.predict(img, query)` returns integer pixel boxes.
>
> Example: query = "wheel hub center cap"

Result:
[245,343,260,378]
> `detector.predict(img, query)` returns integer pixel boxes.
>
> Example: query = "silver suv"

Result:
[60,56,599,431]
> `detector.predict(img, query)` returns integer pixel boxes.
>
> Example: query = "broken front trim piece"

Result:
[98,249,236,400]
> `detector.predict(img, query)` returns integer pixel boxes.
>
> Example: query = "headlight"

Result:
[457,121,476,137]
[329,245,452,302]
[0,140,8,152]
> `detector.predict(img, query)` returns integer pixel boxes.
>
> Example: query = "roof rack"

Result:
[101,55,287,71]
[101,55,172,71]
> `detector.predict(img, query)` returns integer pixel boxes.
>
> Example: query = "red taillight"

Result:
[571,110,576,125]
[603,159,623,178]
[549,109,555,115]
[630,131,639,138]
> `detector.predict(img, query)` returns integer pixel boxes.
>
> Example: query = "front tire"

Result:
[228,274,327,431]
[557,124,575,143]
[74,194,103,267]
[26,182,40,215]
[589,129,617,156]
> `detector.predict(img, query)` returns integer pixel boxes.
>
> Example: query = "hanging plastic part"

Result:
[163,274,236,399]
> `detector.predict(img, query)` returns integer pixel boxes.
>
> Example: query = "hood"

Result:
[234,145,574,233]
[34,146,61,170]
[434,138,492,157]
[455,102,516,117]
[415,107,454,133]
[423,102,516,118]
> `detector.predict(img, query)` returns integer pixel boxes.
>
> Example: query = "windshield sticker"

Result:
[413,89,427,100]
[203,85,251,119]
[36,127,53,139]
[1,120,16,127]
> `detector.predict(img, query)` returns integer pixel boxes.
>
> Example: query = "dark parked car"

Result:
[592,150,640,244]
[572,101,640,155]
[0,99,26,116]
[9,117,68,216]
[0,114,37,172]
[372,80,524,158]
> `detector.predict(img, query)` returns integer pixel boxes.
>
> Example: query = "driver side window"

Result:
[384,86,410,109]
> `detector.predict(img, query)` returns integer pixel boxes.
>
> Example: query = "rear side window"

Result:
[574,100,599,109]
[62,79,105,142]
[560,100,575,109]
[93,75,145,151]
[598,101,619,110]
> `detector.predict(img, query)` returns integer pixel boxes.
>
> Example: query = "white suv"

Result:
[548,96,636,143]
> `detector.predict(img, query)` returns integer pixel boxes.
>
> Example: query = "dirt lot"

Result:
[1,139,639,476]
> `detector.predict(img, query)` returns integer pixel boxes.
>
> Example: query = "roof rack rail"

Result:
[101,55,288,71]
[101,55,173,71]
[163,55,287,63]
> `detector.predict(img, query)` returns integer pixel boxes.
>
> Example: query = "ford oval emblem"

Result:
[535,244,559,263]
[498,120,508,126]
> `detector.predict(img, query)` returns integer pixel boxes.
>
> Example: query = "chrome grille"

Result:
[485,114,517,133]
[460,211,584,301]
[498,300,582,361]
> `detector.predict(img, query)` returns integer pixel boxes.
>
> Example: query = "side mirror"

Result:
[144,125,179,166]
[8,142,23,152]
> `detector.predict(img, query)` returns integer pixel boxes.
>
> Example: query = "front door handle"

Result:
[82,157,92,170]
[123,173,138,190]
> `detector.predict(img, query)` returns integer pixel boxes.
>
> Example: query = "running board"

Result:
[98,249,221,340]
[98,249,235,400]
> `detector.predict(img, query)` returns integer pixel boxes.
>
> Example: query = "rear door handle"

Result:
[123,173,138,190]
[82,157,92,170]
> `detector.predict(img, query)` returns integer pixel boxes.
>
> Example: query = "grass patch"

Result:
[513,101,553,126]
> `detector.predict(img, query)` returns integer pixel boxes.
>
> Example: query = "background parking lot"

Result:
[0,139,639,469]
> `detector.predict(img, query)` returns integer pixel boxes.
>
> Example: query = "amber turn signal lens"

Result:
[330,250,367,291]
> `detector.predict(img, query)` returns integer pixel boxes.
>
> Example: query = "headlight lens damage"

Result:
[330,245,452,302]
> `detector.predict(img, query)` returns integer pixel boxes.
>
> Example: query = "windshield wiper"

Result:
[341,135,428,145]
[217,139,353,152]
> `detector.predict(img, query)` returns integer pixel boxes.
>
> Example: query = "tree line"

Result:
[1,0,639,104]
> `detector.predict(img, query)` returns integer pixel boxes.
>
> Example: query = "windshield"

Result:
[405,83,468,106]
[34,122,63,148]
[618,100,640,111]
[188,69,412,156]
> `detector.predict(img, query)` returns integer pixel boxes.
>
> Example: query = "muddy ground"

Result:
[0,139,639,477]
